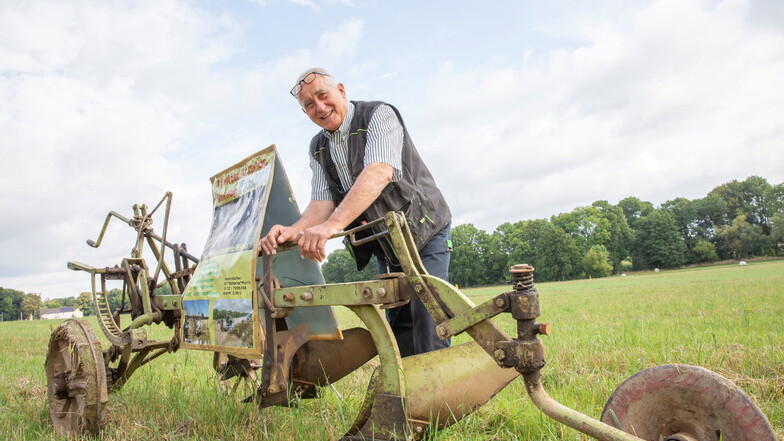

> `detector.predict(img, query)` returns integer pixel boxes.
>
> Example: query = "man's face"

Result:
[298,76,348,132]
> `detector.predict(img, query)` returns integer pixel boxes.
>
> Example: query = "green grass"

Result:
[1,260,782,440]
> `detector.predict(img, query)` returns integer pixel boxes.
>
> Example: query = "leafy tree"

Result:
[449,224,490,287]
[693,240,719,262]
[551,202,632,273]
[75,292,96,316]
[583,245,613,278]
[537,225,582,281]
[709,176,773,233]
[691,195,728,241]
[770,212,784,256]
[494,220,581,282]
[768,183,784,216]
[44,299,62,309]
[322,249,377,284]
[661,197,698,259]
[477,230,507,284]
[107,288,124,312]
[618,196,654,230]
[498,219,551,271]
[20,293,43,319]
[0,287,25,321]
[551,206,610,255]
[632,209,686,269]
[591,200,633,272]
[495,221,534,272]
[716,214,766,259]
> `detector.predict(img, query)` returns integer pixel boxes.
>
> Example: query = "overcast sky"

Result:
[1,0,783,299]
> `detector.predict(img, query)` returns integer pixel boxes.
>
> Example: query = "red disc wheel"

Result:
[601,364,776,441]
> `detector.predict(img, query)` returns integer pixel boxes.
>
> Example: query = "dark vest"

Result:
[309,100,451,269]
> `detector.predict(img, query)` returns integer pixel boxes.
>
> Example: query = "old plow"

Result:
[47,146,777,440]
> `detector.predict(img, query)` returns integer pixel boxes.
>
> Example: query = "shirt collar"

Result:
[323,101,354,141]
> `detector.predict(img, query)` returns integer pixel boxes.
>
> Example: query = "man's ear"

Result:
[338,83,346,98]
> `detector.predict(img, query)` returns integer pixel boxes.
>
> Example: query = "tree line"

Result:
[0,287,127,321]
[4,175,781,318]
[324,175,784,287]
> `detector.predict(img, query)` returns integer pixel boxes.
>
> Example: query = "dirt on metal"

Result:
[601,364,777,441]
[45,319,109,436]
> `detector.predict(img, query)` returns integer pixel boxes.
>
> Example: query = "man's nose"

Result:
[314,100,327,112]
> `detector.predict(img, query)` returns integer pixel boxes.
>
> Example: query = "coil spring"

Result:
[510,264,535,292]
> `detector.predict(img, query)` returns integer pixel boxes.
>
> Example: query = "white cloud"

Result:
[0,1,243,295]
[316,19,364,62]
[414,0,784,230]
[2,0,783,299]
[288,0,319,12]
[0,2,370,298]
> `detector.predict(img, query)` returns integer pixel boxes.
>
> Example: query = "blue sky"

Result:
[1,0,783,298]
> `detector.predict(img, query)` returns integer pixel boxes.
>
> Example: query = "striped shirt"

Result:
[309,101,404,201]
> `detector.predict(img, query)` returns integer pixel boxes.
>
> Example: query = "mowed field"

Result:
[1,260,782,440]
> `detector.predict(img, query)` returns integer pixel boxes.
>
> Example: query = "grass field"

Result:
[1,260,782,440]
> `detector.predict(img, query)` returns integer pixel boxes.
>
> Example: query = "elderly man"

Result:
[260,68,452,356]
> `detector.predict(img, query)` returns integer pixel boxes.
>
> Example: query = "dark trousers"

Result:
[377,223,451,357]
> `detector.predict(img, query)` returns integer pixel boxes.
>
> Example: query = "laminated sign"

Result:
[182,145,341,356]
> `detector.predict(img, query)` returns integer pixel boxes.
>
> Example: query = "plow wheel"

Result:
[600,364,776,441]
[45,319,109,436]
[213,352,262,400]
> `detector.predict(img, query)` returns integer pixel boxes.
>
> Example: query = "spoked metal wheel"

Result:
[45,319,109,436]
[213,352,262,401]
[601,364,776,441]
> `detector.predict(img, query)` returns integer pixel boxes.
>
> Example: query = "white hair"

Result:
[293,67,338,88]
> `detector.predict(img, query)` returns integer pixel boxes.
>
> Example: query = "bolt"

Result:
[300,292,313,301]
[362,287,372,298]
[282,293,294,302]
[376,287,386,297]
[494,349,506,361]
[415,285,423,293]
[437,326,448,338]
[536,323,551,336]
[494,297,505,308]
[415,426,424,434]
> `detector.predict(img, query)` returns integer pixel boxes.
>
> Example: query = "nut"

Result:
[362,287,372,298]
[494,297,505,308]
[282,293,294,302]
[376,287,386,297]
[494,349,506,361]
[300,292,313,301]
[437,326,448,338]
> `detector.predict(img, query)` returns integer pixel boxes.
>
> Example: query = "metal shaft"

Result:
[522,371,644,441]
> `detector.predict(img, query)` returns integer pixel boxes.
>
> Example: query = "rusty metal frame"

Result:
[63,196,774,441]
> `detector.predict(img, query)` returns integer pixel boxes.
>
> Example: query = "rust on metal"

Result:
[601,364,777,441]
[292,327,377,388]
[58,192,778,441]
[45,319,109,436]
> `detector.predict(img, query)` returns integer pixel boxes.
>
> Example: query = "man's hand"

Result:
[259,224,302,256]
[297,222,340,262]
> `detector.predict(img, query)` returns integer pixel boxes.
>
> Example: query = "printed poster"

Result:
[181,147,273,355]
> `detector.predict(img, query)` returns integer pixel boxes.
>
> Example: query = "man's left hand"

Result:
[298,222,340,262]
